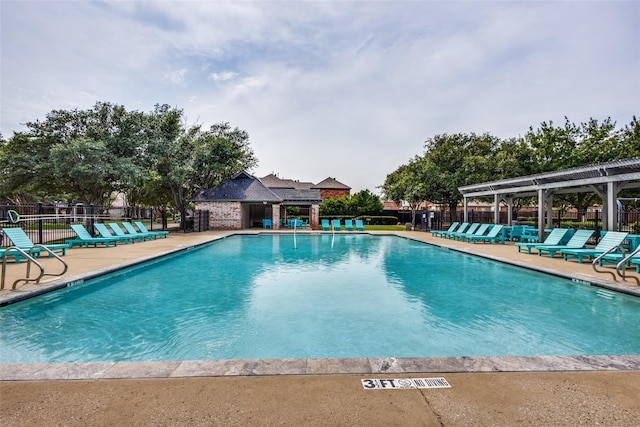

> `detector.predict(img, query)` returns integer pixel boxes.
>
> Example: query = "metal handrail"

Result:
[29,244,68,279]
[1,246,45,290]
[592,245,626,281]
[615,246,640,285]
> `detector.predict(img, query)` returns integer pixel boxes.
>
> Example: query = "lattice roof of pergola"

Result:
[458,157,640,198]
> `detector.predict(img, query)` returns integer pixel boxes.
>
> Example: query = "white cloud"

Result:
[164,68,188,85]
[210,71,238,82]
[1,1,638,193]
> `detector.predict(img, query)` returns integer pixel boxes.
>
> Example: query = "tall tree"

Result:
[382,158,428,227]
[524,116,640,213]
[422,133,500,219]
[149,119,258,216]
[1,102,148,203]
[349,189,383,215]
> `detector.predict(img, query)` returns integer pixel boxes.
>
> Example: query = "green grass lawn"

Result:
[358,224,408,231]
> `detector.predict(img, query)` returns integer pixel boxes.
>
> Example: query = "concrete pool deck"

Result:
[1,229,639,426]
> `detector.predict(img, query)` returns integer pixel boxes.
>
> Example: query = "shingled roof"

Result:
[191,171,282,203]
[312,177,351,190]
[260,174,314,190]
[271,188,322,205]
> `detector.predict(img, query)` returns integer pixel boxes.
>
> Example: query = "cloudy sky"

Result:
[1,1,638,193]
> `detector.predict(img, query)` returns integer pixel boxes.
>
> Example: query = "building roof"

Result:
[192,171,323,204]
[271,188,322,205]
[311,177,351,190]
[259,174,314,190]
[191,171,282,203]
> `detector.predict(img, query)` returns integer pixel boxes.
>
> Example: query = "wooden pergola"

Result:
[458,157,640,241]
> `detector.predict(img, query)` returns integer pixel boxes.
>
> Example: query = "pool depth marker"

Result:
[361,377,451,390]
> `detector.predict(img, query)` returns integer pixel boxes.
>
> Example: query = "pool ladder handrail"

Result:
[1,244,68,290]
[592,245,628,282]
[609,245,640,285]
[31,244,69,280]
[2,246,44,290]
[293,219,297,249]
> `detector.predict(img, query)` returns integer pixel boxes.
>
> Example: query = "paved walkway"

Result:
[1,229,639,426]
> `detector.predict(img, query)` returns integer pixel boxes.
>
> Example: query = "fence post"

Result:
[89,204,95,236]
[38,202,44,244]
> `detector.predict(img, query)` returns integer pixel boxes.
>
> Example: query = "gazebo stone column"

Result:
[310,204,320,230]
[272,204,281,229]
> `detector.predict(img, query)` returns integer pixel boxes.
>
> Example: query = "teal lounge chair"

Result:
[355,219,366,231]
[107,223,145,242]
[535,229,595,258]
[332,219,341,231]
[134,221,169,238]
[67,224,119,248]
[94,223,136,244]
[344,219,354,231]
[431,222,459,238]
[321,219,331,231]
[560,231,628,263]
[121,222,157,240]
[263,219,272,229]
[515,228,573,254]
[457,223,490,242]
[449,223,479,240]
[468,224,505,244]
[439,222,469,239]
[2,227,70,257]
[0,246,32,263]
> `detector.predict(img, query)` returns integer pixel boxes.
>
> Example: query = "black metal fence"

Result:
[413,207,640,233]
[0,203,163,248]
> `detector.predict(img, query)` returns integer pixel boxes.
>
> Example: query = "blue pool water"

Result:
[1,234,639,363]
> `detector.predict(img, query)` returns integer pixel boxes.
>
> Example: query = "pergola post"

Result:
[463,197,469,223]
[493,194,500,224]
[503,195,513,225]
[537,189,545,242]
[545,191,554,229]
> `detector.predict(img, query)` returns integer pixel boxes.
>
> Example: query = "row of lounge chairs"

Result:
[1,222,168,262]
[68,222,168,248]
[431,222,639,274]
[516,228,638,269]
[431,222,506,244]
[321,219,366,231]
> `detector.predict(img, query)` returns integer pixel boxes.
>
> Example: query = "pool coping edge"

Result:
[2,355,639,381]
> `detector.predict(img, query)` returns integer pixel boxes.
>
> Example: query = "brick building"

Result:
[192,171,335,230]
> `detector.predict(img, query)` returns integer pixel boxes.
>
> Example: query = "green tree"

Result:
[149,119,258,218]
[319,195,350,217]
[382,158,428,226]
[524,116,640,213]
[1,102,149,203]
[349,189,383,215]
[422,133,500,220]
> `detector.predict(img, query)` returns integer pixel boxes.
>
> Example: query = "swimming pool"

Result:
[1,233,639,363]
